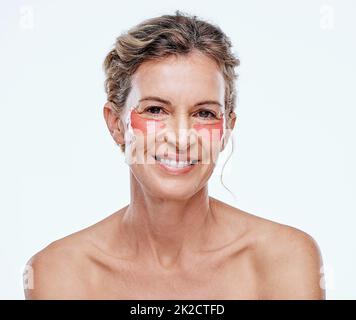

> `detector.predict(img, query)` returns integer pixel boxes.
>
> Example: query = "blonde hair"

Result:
[103,10,240,152]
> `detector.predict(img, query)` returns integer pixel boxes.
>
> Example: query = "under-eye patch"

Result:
[127,105,225,142]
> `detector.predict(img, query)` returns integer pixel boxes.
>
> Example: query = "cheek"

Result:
[130,110,166,135]
[193,119,224,142]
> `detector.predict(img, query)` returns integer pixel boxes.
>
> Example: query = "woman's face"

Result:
[117,51,235,200]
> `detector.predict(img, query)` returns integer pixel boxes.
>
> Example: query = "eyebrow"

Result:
[138,96,223,108]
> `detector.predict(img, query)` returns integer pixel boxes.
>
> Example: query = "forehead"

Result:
[130,51,225,104]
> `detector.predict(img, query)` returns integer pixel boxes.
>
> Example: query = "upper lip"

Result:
[154,153,199,162]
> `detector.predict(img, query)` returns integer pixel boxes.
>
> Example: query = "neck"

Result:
[121,171,217,269]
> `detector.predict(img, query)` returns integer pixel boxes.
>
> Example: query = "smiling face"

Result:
[106,50,236,200]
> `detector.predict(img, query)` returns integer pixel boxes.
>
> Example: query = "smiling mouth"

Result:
[154,155,199,168]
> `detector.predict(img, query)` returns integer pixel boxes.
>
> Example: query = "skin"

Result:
[24,50,325,300]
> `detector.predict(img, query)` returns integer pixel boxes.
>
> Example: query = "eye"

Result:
[195,110,217,119]
[145,106,165,115]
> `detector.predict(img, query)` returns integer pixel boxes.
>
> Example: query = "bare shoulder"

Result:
[211,198,325,299]
[24,231,92,299]
[250,216,325,299]
[251,218,325,299]
[23,208,126,299]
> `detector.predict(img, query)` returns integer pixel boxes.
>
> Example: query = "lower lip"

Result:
[153,156,197,175]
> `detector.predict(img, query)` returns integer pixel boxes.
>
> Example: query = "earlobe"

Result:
[103,102,125,145]
[103,102,115,132]
[114,118,126,145]
[229,111,237,130]
[219,112,237,152]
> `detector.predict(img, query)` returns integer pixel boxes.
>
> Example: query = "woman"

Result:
[24,11,325,300]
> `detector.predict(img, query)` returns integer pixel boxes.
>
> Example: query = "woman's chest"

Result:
[88,254,259,299]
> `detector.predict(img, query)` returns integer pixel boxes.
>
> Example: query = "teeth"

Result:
[155,156,198,167]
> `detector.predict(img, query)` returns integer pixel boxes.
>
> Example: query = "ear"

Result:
[221,111,237,152]
[227,111,237,130]
[103,102,125,146]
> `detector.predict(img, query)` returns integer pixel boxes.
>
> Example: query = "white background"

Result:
[0,0,355,299]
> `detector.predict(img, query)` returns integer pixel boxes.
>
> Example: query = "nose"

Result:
[167,112,194,153]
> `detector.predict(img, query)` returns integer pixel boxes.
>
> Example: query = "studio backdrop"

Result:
[0,0,355,299]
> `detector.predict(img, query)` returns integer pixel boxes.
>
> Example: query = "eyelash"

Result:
[145,106,218,119]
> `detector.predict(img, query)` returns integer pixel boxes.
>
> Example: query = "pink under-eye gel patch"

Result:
[193,119,224,142]
[129,108,224,143]
[130,109,166,135]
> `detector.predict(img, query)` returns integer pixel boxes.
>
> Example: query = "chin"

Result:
[131,163,212,200]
